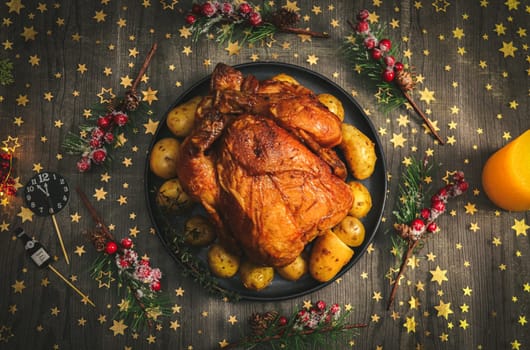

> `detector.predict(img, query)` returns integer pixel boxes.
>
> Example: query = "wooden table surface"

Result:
[1,1,529,349]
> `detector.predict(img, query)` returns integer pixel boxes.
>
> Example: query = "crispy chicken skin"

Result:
[177,63,352,267]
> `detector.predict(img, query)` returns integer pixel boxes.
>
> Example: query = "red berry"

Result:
[90,148,107,164]
[221,2,233,14]
[248,11,262,26]
[201,2,217,17]
[382,69,395,82]
[394,62,404,71]
[316,300,326,310]
[278,316,288,326]
[371,48,382,60]
[364,36,377,50]
[139,258,150,266]
[437,187,449,198]
[431,199,446,213]
[238,3,252,14]
[457,181,469,192]
[330,303,340,314]
[384,55,395,67]
[150,281,161,292]
[89,138,102,149]
[379,38,392,51]
[356,20,369,34]
[357,9,370,21]
[411,218,425,231]
[420,208,431,220]
[91,127,105,140]
[103,132,114,144]
[105,241,118,255]
[426,222,438,233]
[97,115,112,130]
[113,112,129,127]
[76,157,91,172]
[185,14,196,25]
[121,237,133,249]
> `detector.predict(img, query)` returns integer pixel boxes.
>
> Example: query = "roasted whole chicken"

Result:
[177,64,353,267]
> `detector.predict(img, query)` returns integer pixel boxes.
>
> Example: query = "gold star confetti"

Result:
[434,300,454,319]
[109,319,128,336]
[403,316,416,333]
[430,266,448,285]
[511,218,529,236]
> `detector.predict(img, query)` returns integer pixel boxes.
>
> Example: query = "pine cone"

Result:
[124,90,140,111]
[249,311,279,336]
[267,8,300,29]
[395,70,416,92]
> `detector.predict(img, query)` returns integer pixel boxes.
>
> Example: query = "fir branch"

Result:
[0,58,14,86]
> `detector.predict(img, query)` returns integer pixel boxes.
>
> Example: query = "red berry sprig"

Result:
[0,149,16,200]
[185,1,262,26]
[387,169,468,310]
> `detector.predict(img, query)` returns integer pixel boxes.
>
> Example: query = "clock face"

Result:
[24,171,70,216]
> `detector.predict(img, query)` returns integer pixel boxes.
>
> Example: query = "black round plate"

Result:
[145,62,387,301]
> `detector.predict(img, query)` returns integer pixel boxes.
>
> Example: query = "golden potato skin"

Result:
[156,178,193,214]
[309,231,354,282]
[339,123,377,180]
[239,261,274,291]
[348,181,372,218]
[166,96,202,138]
[318,93,345,121]
[276,255,308,281]
[332,215,365,247]
[149,137,180,179]
[271,73,300,85]
[207,243,240,278]
[183,215,216,246]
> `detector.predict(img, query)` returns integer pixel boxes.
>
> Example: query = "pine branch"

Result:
[0,58,14,86]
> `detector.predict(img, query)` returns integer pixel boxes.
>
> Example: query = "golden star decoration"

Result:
[109,319,128,336]
[511,218,529,236]
[430,266,448,285]
[95,270,115,289]
[96,87,116,104]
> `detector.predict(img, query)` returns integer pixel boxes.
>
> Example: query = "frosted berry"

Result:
[394,62,404,72]
[248,11,262,26]
[382,69,395,82]
[201,2,217,17]
[357,9,370,21]
[364,36,377,50]
[105,241,118,255]
[221,2,233,14]
[316,300,326,310]
[121,237,133,249]
[238,3,252,15]
[411,218,425,232]
[76,157,91,172]
[97,115,112,130]
[90,148,107,164]
[371,48,382,60]
[113,112,129,127]
[356,20,369,34]
[384,55,396,67]
[431,199,446,213]
[426,222,438,233]
[278,316,288,326]
[379,38,392,51]
[420,208,431,220]
[457,180,469,193]
[150,281,161,292]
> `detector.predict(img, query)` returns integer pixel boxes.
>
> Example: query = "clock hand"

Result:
[36,184,50,197]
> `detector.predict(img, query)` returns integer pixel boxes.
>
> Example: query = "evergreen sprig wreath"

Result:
[227,300,366,349]
[76,188,171,331]
[343,9,445,144]
[0,148,16,202]
[62,44,158,172]
[387,157,468,310]
[185,1,328,45]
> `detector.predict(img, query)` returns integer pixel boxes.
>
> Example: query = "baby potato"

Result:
[339,123,377,180]
[309,230,354,283]
[318,93,345,121]
[332,215,366,247]
[271,73,300,85]
[239,261,274,291]
[348,181,372,218]
[207,243,240,278]
[276,255,308,281]
[149,137,180,179]
[166,96,202,138]
[156,178,193,214]
[183,215,216,246]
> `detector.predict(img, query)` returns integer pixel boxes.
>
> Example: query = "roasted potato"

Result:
[156,178,193,214]
[339,123,376,180]
[239,260,274,291]
[207,243,240,278]
[332,215,366,247]
[183,215,216,246]
[348,181,372,218]
[271,73,300,85]
[166,96,202,138]
[318,93,345,121]
[309,230,354,282]
[276,255,308,281]
[149,137,180,179]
